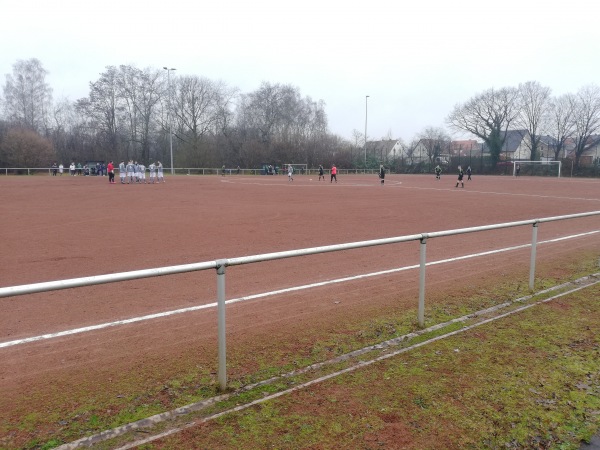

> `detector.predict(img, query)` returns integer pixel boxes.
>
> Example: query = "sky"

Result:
[2,0,600,143]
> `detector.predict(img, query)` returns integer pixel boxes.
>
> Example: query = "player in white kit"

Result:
[119,161,126,184]
[157,161,165,183]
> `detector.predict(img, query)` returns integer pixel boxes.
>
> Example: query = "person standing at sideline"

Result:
[331,164,337,183]
[134,161,141,183]
[69,162,76,176]
[118,161,126,184]
[126,160,135,184]
[138,162,146,183]
[466,165,472,181]
[107,160,115,184]
[157,161,165,183]
[379,165,385,185]
[318,164,325,181]
[455,165,464,188]
[288,164,294,181]
[58,163,64,175]
[51,162,58,176]
[148,162,156,184]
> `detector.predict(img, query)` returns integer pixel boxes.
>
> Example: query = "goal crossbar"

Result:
[284,164,307,174]
[513,160,561,178]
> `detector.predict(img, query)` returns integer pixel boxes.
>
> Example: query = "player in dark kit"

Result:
[435,165,442,180]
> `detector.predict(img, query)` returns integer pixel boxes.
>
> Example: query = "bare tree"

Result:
[447,87,519,165]
[50,97,79,163]
[418,126,450,165]
[116,65,141,161]
[570,85,600,168]
[117,65,164,163]
[303,99,328,167]
[515,81,551,161]
[1,127,55,167]
[234,82,328,166]
[76,66,125,159]
[242,82,293,145]
[2,58,53,133]
[546,94,575,160]
[352,129,364,148]
[406,138,419,165]
[172,75,233,166]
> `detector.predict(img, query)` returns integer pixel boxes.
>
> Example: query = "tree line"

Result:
[447,81,600,168]
[0,59,349,170]
[2,59,600,170]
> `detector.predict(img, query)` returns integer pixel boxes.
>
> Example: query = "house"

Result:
[503,130,531,160]
[566,135,600,166]
[450,140,480,156]
[409,139,440,164]
[365,139,404,161]
[483,130,531,160]
[538,135,560,161]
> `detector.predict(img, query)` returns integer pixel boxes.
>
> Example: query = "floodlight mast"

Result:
[163,67,176,175]
[364,95,369,169]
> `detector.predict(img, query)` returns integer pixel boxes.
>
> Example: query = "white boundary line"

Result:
[395,184,600,202]
[63,273,600,450]
[1,230,597,350]
[220,176,600,202]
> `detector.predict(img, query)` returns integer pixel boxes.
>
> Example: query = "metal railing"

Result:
[0,167,382,176]
[1,211,599,390]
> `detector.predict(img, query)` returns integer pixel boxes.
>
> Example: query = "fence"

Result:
[0,167,384,176]
[1,211,599,390]
[4,166,600,177]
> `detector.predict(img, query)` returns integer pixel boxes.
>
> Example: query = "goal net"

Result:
[513,161,561,178]
[284,164,308,175]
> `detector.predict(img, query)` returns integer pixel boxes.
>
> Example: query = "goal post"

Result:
[513,160,561,178]
[284,163,308,175]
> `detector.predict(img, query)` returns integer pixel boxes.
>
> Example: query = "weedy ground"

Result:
[4,256,600,450]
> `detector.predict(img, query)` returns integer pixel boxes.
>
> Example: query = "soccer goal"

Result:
[284,163,308,175]
[513,160,561,178]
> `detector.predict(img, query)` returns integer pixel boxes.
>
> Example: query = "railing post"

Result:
[529,222,539,290]
[418,234,428,328]
[216,259,227,391]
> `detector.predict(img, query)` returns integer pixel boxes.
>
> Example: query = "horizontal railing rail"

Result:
[0,167,382,176]
[1,210,599,390]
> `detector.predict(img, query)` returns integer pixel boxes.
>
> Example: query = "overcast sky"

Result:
[2,0,599,142]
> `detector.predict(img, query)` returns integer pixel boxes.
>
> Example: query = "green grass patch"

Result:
[4,255,600,449]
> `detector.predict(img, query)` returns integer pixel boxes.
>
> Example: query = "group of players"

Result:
[108,161,472,186]
[117,160,165,184]
[435,164,472,187]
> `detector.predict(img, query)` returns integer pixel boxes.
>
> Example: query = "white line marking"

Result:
[1,230,598,349]
[106,275,600,450]
[398,184,600,202]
